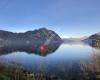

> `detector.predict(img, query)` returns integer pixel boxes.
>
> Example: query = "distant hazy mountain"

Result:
[63,37,87,43]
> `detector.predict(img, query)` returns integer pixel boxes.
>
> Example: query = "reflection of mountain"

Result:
[0,43,61,56]
[89,42,100,49]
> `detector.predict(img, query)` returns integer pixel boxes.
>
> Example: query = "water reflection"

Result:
[0,43,61,56]
[0,42,100,80]
[89,40,100,49]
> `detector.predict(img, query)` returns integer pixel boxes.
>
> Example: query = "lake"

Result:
[0,42,100,80]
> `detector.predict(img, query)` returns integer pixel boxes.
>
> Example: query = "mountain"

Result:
[83,32,100,47]
[83,32,100,42]
[0,28,62,54]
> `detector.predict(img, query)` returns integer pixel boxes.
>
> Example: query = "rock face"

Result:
[0,28,62,55]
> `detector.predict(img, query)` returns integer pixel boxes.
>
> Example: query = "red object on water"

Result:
[39,44,46,54]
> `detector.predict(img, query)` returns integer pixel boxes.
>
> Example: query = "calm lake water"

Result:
[0,42,100,80]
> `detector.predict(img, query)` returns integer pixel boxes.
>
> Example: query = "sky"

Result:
[0,0,100,38]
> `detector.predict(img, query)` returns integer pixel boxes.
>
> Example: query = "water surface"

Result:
[0,42,100,80]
